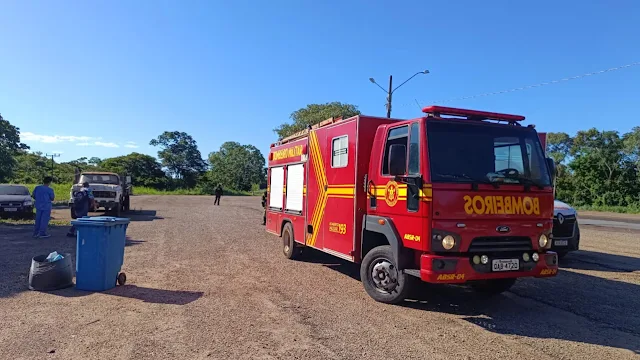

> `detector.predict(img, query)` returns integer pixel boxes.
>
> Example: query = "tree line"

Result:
[0,114,267,193]
[546,128,640,210]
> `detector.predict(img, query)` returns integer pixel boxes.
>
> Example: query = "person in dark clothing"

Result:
[261,190,267,225]
[214,185,223,205]
[67,182,94,237]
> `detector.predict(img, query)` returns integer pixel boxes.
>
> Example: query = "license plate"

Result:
[555,240,569,246]
[3,208,17,212]
[492,259,519,272]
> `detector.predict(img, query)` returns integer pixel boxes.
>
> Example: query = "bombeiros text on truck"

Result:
[266,106,559,304]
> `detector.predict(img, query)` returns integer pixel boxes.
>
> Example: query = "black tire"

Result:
[70,206,77,220]
[124,196,130,211]
[470,278,516,295]
[115,203,121,217]
[282,222,301,260]
[117,272,127,286]
[360,245,413,304]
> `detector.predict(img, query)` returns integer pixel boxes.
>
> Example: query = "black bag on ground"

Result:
[28,254,74,291]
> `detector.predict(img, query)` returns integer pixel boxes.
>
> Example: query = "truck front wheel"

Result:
[115,203,121,217]
[470,278,516,295]
[360,245,412,304]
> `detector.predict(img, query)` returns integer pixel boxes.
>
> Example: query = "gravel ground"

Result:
[0,195,638,360]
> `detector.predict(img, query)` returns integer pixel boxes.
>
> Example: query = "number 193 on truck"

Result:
[266,106,559,304]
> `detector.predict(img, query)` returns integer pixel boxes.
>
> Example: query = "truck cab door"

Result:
[369,121,428,252]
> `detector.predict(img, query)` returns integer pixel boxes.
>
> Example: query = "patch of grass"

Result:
[22,183,259,198]
[575,205,640,214]
[0,218,70,226]
[134,187,256,196]
[25,183,71,203]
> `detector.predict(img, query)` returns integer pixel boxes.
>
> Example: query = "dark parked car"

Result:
[552,200,580,259]
[0,184,34,219]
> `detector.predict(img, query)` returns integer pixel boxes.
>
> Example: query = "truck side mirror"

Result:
[388,144,407,176]
[126,176,132,184]
[546,157,556,179]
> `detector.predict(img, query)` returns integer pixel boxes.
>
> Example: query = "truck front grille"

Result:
[93,191,116,198]
[468,236,533,253]
[553,215,576,238]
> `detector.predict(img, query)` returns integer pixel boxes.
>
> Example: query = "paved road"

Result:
[1,196,639,359]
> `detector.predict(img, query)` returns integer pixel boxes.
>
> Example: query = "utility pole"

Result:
[386,75,393,118]
[45,153,60,179]
[370,70,430,118]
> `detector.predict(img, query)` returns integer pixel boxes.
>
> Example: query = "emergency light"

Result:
[422,106,525,122]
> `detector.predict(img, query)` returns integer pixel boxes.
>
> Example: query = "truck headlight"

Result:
[24,200,33,206]
[442,235,456,250]
[538,234,549,248]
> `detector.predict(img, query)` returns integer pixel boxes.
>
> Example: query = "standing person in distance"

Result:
[67,182,94,237]
[214,184,223,206]
[261,190,267,225]
[32,176,55,238]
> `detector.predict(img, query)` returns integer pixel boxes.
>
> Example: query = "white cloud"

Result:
[21,132,93,144]
[124,144,139,148]
[76,141,119,148]
[94,141,119,148]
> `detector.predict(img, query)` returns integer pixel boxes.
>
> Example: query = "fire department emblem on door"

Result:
[385,181,399,207]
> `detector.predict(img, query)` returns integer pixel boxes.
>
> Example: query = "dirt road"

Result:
[1,196,639,359]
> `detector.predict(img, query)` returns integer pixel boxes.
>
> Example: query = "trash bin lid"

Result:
[71,216,131,227]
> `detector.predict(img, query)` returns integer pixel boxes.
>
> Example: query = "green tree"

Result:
[546,132,573,164]
[149,131,207,188]
[100,153,169,188]
[274,102,360,139]
[88,157,103,166]
[208,142,266,191]
[0,114,30,182]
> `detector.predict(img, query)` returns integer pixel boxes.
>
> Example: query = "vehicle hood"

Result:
[0,195,31,203]
[554,200,576,216]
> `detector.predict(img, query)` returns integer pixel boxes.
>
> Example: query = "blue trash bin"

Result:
[71,216,130,291]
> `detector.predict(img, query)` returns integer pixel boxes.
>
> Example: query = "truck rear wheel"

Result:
[470,278,516,295]
[282,223,301,260]
[360,245,412,304]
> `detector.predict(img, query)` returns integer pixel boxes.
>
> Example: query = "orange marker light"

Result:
[378,219,386,225]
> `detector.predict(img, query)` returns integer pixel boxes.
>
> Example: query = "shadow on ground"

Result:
[51,285,203,305]
[125,236,145,247]
[126,210,164,222]
[0,224,75,298]
[560,249,640,272]
[302,247,640,354]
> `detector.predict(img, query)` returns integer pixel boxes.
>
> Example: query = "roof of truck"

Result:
[81,171,118,175]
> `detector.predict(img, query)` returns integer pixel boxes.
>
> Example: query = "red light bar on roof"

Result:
[422,106,525,122]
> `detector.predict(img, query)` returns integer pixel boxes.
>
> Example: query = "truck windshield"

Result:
[427,121,552,187]
[80,174,119,185]
[0,185,30,195]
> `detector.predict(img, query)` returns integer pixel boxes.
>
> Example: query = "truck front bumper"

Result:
[419,252,559,284]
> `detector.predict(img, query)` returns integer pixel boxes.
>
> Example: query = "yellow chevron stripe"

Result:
[308,131,328,248]
[326,187,355,196]
[328,195,354,199]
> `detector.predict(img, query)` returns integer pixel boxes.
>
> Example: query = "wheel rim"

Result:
[283,231,291,255]
[369,257,399,293]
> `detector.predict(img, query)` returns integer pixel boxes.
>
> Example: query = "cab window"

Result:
[382,125,408,175]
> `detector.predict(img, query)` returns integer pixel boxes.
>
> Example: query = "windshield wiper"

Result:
[512,176,546,190]
[436,173,500,189]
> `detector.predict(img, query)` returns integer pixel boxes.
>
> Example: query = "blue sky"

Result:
[1,0,639,162]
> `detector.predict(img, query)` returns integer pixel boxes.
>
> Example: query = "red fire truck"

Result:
[266,106,559,304]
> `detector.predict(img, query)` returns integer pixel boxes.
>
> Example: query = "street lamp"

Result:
[370,70,430,118]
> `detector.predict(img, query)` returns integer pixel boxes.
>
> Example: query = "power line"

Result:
[404,61,640,107]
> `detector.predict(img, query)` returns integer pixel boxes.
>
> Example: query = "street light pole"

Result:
[386,75,393,118]
[370,70,429,118]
